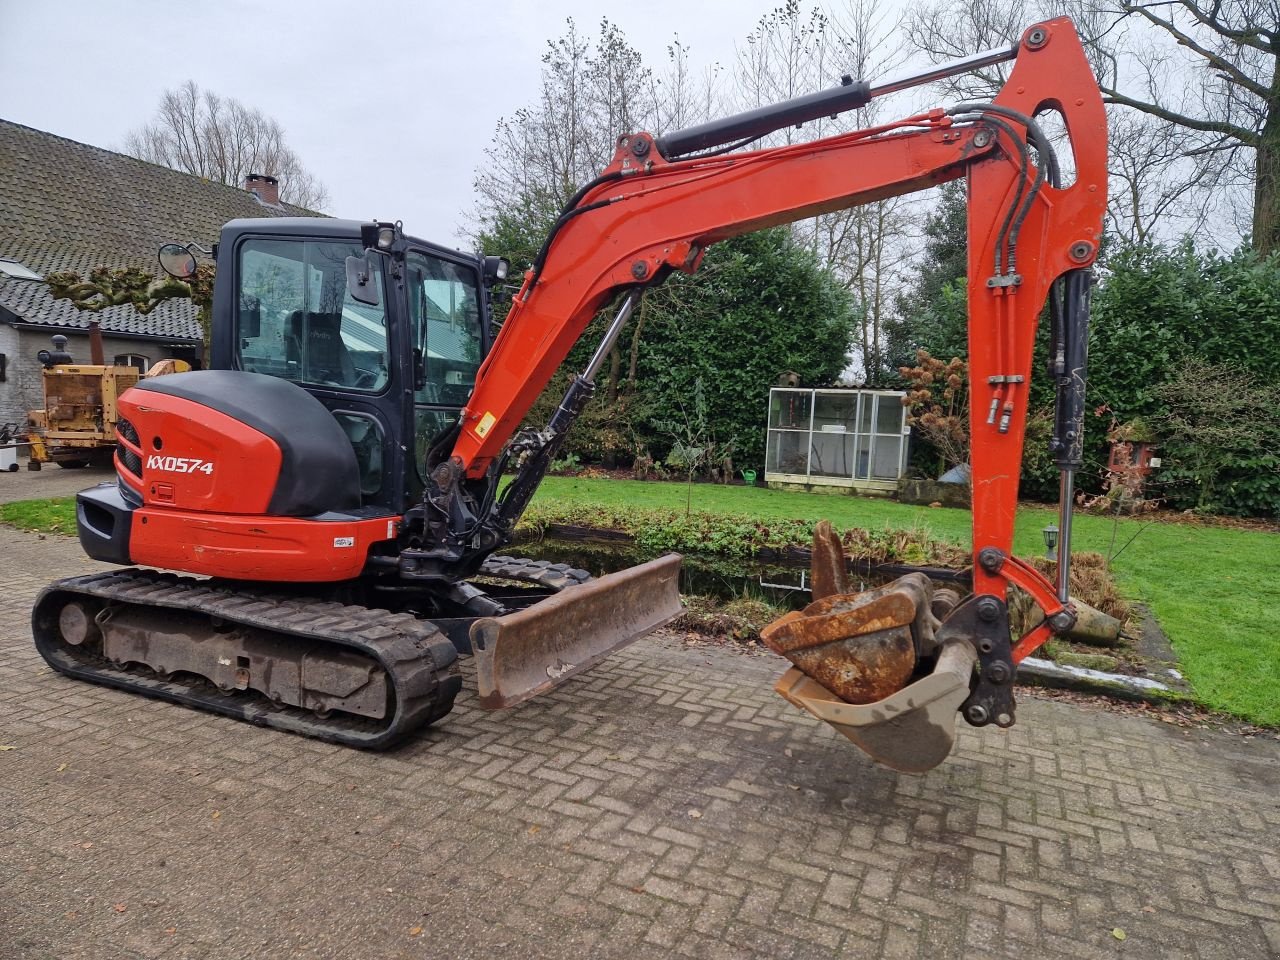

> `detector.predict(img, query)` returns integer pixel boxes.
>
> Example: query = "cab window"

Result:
[237,238,389,392]
[406,252,483,407]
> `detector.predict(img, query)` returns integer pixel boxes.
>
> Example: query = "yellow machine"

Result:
[27,333,187,469]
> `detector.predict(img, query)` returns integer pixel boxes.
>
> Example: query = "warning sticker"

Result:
[475,412,497,438]
[333,536,355,548]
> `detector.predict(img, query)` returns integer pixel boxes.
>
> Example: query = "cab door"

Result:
[403,249,486,496]
[231,234,403,512]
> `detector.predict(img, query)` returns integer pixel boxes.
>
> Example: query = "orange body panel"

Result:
[116,390,281,513]
[128,509,395,582]
[116,384,395,582]
[964,22,1108,643]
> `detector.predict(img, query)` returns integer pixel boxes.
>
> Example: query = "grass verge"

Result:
[0,497,76,535]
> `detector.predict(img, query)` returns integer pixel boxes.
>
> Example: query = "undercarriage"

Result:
[31,555,632,748]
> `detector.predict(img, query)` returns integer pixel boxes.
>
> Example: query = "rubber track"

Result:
[32,569,461,749]
[479,555,592,591]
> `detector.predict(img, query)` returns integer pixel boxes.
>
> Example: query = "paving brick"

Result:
[3,506,1280,960]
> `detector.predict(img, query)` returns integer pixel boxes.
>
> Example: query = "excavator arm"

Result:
[441,18,1106,766]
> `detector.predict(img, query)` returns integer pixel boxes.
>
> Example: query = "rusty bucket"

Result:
[762,521,977,772]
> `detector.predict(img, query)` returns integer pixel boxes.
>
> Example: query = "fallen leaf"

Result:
[211,810,221,820]
[1112,928,1126,941]
[687,809,703,819]
[409,926,423,937]
[113,903,127,914]
[57,763,68,772]
[80,842,93,849]
[528,825,541,835]
[0,745,16,751]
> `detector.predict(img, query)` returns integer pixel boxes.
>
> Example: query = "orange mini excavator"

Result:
[34,18,1105,771]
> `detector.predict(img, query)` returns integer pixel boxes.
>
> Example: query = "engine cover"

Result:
[116,370,361,516]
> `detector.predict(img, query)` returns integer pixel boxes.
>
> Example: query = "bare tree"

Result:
[734,0,918,381]
[1106,108,1224,243]
[647,36,724,136]
[1087,0,1278,253]
[904,0,1277,252]
[903,0,1034,97]
[124,81,329,210]
[473,20,640,234]
[471,18,708,404]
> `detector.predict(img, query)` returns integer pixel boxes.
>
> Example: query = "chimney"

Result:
[88,320,105,365]
[244,173,280,206]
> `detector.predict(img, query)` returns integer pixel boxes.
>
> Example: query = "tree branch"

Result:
[1173,0,1276,51]
[1102,86,1260,144]
[1122,2,1270,99]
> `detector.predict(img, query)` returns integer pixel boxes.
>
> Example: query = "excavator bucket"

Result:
[762,526,977,772]
[773,642,977,773]
[470,553,683,709]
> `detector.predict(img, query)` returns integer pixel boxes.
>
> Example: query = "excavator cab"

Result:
[206,219,493,515]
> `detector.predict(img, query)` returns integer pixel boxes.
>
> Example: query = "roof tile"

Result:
[0,119,323,341]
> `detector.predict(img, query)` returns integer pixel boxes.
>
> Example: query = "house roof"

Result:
[0,118,321,342]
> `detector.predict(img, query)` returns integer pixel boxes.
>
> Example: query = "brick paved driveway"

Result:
[1,490,1278,959]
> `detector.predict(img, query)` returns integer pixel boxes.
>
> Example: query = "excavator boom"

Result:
[445,18,1106,753]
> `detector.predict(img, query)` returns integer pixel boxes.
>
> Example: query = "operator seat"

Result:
[288,311,356,386]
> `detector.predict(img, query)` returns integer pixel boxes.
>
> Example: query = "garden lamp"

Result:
[1042,522,1059,562]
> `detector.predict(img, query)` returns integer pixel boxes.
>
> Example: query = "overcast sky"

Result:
[0,0,811,248]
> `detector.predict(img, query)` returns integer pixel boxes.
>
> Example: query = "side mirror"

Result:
[158,243,198,280]
[345,254,381,307]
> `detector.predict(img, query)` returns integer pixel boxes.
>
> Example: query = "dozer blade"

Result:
[471,553,683,709]
[774,639,977,773]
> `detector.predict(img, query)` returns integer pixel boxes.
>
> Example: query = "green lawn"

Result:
[0,497,76,536]
[5,479,1277,725]
[536,477,1280,726]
